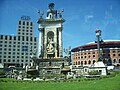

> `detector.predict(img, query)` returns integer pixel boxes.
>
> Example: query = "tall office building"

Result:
[0,16,38,68]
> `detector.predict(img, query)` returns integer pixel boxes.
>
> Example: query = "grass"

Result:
[0,71,120,90]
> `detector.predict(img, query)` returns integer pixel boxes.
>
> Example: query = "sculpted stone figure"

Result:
[47,38,54,53]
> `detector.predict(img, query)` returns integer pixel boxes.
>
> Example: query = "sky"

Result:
[0,0,120,50]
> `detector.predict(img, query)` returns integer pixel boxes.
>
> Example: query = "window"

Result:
[22,42,24,44]
[18,36,20,40]
[9,45,11,47]
[81,61,83,65]
[30,22,33,26]
[17,49,20,51]
[84,61,87,65]
[8,59,11,62]
[119,59,120,63]
[5,41,7,43]
[0,35,3,39]
[5,36,7,40]
[30,30,32,32]
[9,36,12,40]
[88,52,90,54]
[4,45,7,47]
[88,55,90,58]
[14,36,16,40]
[18,26,21,28]
[13,60,15,62]
[22,36,24,41]
[4,59,6,62]
[93,55,95,57]
[34,37,37,42]
[18,32,20,35]
[19,21,21,25]
[13,52,15,54]
[113,54,116,57]
[93,60,96,64]
[26,36,28,41]
[26,33,28,35]
[113,50,115,53]
[113,59,116,63]
[23,21,25,25]
[30,37,32,41]
[88,60,91,64]
[9,41,12,44]
[17,60,19,62]
[13,49,16,51]
[18,45,20,48]
[27,22,29,25]
[8,52,11,54]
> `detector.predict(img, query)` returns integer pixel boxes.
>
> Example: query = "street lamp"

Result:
[95,29,103,62]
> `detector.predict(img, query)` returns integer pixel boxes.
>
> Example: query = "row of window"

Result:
[0,35,37,41]
[75,49,120,56]
[18,26,33,29]
[0,51,32,55]
[2,59,32,63]
[18,29,33,32]
[19,21,33,26]
[73,59,120,65]
[17,32,33,36]
[73,54,120,60]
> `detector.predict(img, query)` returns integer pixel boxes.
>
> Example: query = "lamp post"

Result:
[95,29,103,62]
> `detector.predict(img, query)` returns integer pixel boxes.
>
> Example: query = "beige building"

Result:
[0,16,38,68]
[71,40,120,66]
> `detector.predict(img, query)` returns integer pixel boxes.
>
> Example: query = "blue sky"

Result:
[0,0,120,50]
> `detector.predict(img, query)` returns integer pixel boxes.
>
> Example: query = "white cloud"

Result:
[84,15,94,23]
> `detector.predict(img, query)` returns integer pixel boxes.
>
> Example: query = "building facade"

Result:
[0,16,38,68]
[71,40,120,66]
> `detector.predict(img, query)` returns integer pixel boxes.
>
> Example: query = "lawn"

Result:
[0,71,120,90]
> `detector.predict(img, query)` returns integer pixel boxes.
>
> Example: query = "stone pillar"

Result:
[59,27,62,57]
[38,30,42,58]
[54,30,57,58]
[44,31,47,58]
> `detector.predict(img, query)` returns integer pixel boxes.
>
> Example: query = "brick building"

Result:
[71,40,120,66]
